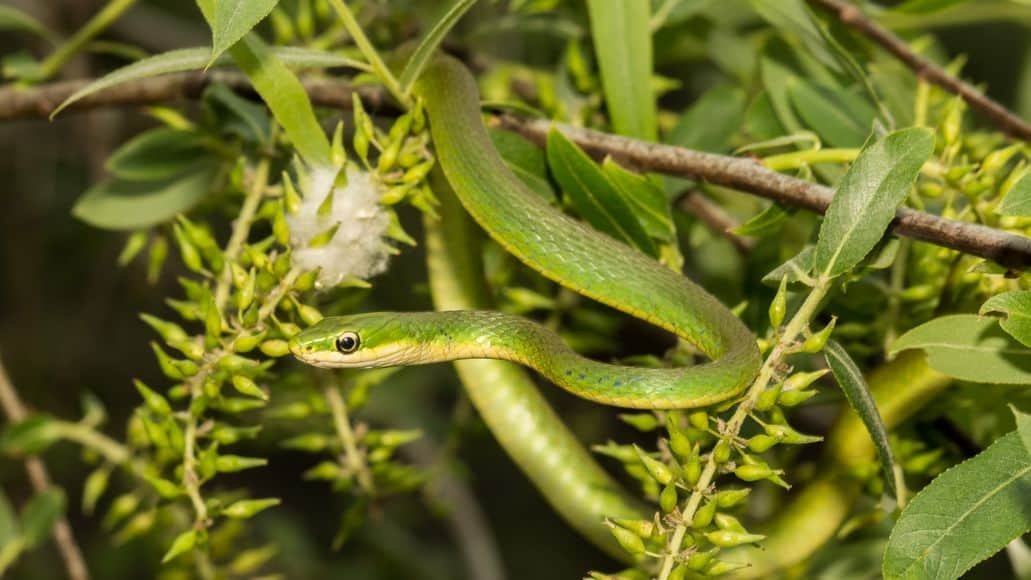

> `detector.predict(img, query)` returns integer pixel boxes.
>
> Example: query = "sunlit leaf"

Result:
[489,128,555,201]
[19,489,65,549]
[788,80,876,147]
[883,431,1031,580]
[980,290,1031,347]
[995,173,1031,217]
[73,163,219,230]
[890,314,1031,384]
[398,0,478,93]
[210,0,280,64]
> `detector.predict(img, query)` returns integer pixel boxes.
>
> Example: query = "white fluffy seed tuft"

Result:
[288,164,391,288]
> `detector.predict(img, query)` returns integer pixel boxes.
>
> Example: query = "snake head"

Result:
[288,312,419,369]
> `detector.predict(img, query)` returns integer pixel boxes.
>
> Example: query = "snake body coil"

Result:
[290,56,761,409]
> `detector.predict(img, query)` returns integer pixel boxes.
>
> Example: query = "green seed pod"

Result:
[223,498,281,519]
[764,423,822,445]
[237,269,256,312]
[687,548,718,571]
[133,380,171,415]
[203,298,223,347]
[269,7,295,43]
[754,382,783,412]
[233,331,265,353]
[330,121,347,167]
[945,163,977,184]
[769,277,788,328]
[381,183,414,205]
[703,560,749,576]
[667,417,694,462]
[216,353,258,372]
[688,410,709,431]
[273,204,291,246]
[620,413,660,432]
[692,499,717,529]
[941,97,964,147]
[308,223,341,248]
[297,304,324,326]
[634,445,674,485]
[668,564,689,580]
[785,369,828,391]
[353,131,370,165]
[303,460,341,481]
[139,313,189,343]
[713,513,746,533]
[660,482,679,514]
[146,475,181,499]
[231,375,267,400]
[102,493,140,530]
[401,160,434,184]
[82,466,111,515]
[146,234,168,284]
[378,140,401,173]
[161,529,197,563]
[215,455,268,473]
[715,488,750,509]
[411,99,426,133]
[607,522,646,555]
[734,463,774,482]
[778,389,817,407]
[293,268,320,292]
[683,450,702,486]
[712,439,732,464]
[118,230,148,266]
[980,143,1022,176]
[904,448,944,474]
[610,518,654,539]
[704,530,765,548]
[317,186,335,217]
[151,342,191,379]
[282,172,301,214]
[260,339,291,357]
[172,224,205,273]
[747,434,779,453]
[801,318,836,353]
[919,182,943,198]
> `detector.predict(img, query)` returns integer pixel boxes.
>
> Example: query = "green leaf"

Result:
[883,431,1031,580]
[813,127,934,279]
[760,57,805,135]
[586,0,656,140]
[546,129,657,256]
[0,5,57,43]
[602,159,675,240]
[73,163,219,231]
[0,415,60,455]
[0,490,20,547]
[891,0,972,14]
[488,128,556,201]
[52,46,367,118]
[19,489,65,549]
[732,203,791,238]
[825,340,898,499]
[788,80,876,148]
[762,246,815,286]
[890,314,1031,384]
[995,173,1031,217]
[980,291,1031,347]
[398,0,478,93]
[749,0,840,73]
[106,128,210,181]
[666,85,747,153]
[210,0,280,64]
[161,529,197,563]
[1014,406,1031,456]
[203,83,270,142]
[228,35,331,166]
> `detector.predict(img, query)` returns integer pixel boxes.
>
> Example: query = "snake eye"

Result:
[336,331,360,354]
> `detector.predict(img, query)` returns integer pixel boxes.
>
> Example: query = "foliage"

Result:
[1,0,1030,578]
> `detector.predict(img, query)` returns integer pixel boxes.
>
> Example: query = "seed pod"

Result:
[704,530,765,548]
[801,318,836,353]
[691,499,717,529]
[703,560,749,576]
[769,277,787,328]
[610,518,654,539]
[667,416,694,462]
[215,455,268,473]
[293,268,320,292]
[683,449,702,486]
[712,439,732,464]
[82,466,111,515]
[660,482,679,513]
[764,423,822,445]
[688,411,709,431]
[139,314,189,343]
[172,224,205,274]
[981,143,1022,176]
[260,339,291,357]
[634,445,674,485]
[330,121,347,167]
[778,389,817,407]
[687,548,718,571]
[282,172,302,214]
[785,369,828,391]
[607,522,646,555]
[303,461,341,480]
[223,498,281,519]
[161,530,197,563]
[734,463,774,482]
[273,204,291,246]
[747,434,779,453]
[715,488,750,509]
[754,382,783,412]
[231,375,267,400]
[713,513,746,533]
[668,564,689,580]
[620,413,660,432]
[308,223,340,248]
[133,380,171,415]
[941,97,964,147]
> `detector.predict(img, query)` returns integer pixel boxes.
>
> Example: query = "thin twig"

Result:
[807,0,1031,140]
[677,191,755,254]
[0,357,91,580]
[2,75,1029,268]
[497,116,1031,270]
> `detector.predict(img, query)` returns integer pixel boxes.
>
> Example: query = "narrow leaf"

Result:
[20,489,65,549]
[210,0,280,64]
[1014,406,1031,456]
[72,163,219,230]
[398,0,478,93]
[488,129,556,201]
[750,0,840,73]
[762,246,815,286]
[788,80,876,148]
[890,314,1031,384]
[995,173,1031,217]
[602,159,675,240]
[813,127,934,279]
[666,85,747,153]
[546,129,657,256]
[586,0,656,140]
[0,5,57,43]
[980,290,1031,347]
[106,128,209,181]
[825,340,897,498]
[733,203,791,238]
[891,0,972,14]
[883,431,1031,580]
[52,46,367,118]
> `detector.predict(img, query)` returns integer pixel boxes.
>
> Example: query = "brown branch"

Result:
[0,357,90,580]
[497,116,1031,270]
[808,0,1031,141]
[678,191,755,254]
[2,73,1029,269]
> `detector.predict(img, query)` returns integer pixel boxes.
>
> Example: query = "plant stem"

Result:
[762,148,859,172]
[36,0,138,82]
[215,158,270,311]
[656,279,831,580]
[0,358,91,580]
[324,384,375,493]
[53,422,131,465]
[327,0,411,108]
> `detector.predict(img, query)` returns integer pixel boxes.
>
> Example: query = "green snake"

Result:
[290,56,761,409]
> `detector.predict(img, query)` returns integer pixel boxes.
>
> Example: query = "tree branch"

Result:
[2,73,1029,269]
[0,357,90,580]
[808,0,1031,141]
[497,116,1031,270]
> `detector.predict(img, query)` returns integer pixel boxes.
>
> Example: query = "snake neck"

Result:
[413,311,564,367]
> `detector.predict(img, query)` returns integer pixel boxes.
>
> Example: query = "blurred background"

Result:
[0,0,1028,578]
